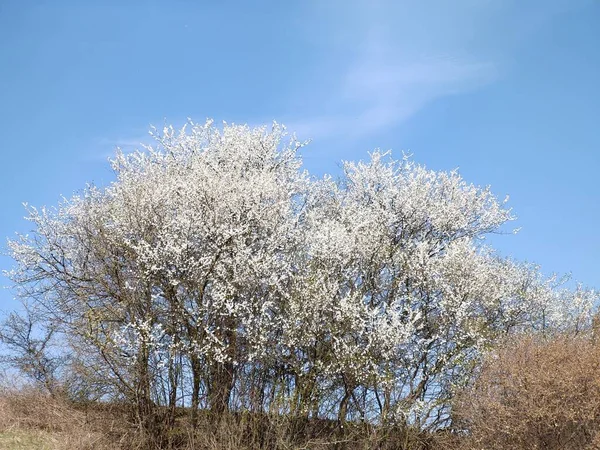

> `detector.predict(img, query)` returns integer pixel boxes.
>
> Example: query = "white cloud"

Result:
[285,0,586,141]
[82,133,153,164]
[292,57,497,140]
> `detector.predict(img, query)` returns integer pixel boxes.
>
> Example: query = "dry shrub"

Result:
[0,385,447,449]
[453,334,600,450]
[159,412,444,450]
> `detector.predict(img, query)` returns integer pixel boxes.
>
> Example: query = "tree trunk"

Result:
[209,359,234,416]
[135,342,156,434]
[190,355,202,427]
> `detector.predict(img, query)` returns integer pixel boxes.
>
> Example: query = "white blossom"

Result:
[6,120,595,427]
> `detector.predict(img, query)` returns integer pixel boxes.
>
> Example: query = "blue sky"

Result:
[0,0,599,310]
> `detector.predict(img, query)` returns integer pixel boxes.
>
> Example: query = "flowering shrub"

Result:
[5,120,596,430]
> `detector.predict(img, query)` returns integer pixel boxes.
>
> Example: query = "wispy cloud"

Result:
[284,0,581,141]
[82,133,153,164]
[291,56,497,140]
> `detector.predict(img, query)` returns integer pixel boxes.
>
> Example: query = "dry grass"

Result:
[175,414,445,450]
[0,387,126,450]
[0,388,447,449]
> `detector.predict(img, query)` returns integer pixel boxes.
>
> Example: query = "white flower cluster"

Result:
[7,120,597,427]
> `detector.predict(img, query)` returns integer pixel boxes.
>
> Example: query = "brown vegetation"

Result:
[0,386,449,450]
[0,387,116,449]
[453,334,600,449]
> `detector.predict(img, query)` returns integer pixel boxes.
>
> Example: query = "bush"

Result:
[453,334,600,449]
[7,120,595,433]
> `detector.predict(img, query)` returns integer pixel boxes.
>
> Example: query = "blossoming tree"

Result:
[5,120,596,430]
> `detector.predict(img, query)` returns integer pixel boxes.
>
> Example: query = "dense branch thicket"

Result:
[3,121,597,438]
[453,334,600,449]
